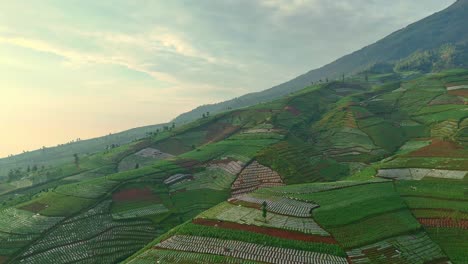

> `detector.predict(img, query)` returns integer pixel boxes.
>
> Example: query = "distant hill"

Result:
[0,123,166,178]
[173,0,468,124]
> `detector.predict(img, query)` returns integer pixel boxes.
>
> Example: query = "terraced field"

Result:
[155,235,348,264]
[231,161,284,197]
[13,202,160,264]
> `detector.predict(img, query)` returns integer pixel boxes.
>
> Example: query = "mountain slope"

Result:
[173,0,468,124]
[0,123,167,179]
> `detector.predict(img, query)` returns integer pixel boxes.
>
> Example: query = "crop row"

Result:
[17,201,158,263]
[199,202,328,236]
[234,195,318,217]
[128,249,259,264]
[112,204,169,220]
[0,208,63,234]
[54,178,119,199]
[207,159,245,175]
[347,232,446,264]
[170,168,236,192]
[156,235,348,264]
[231,161,284,196]
[377,168,467,180]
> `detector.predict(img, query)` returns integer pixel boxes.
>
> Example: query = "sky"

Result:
[0,0,455,157]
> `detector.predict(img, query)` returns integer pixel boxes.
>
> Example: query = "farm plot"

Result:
[198,202,329,236]
[118,148,174,172]
[395,178,468,200]
[403,196,468,213]
[164,173,193,185]
[112,204,169,220]
[54,178,119,199]
[231,161,284,197]
[170,168,236,192]
[155,235,348,264]
[418,218,468,229]
[327,210,421,249]
[16,201,159,264]
[128,249,260,264]
[207,159,245,175]
[347,232,447,264]
[426,228,468,264]
[377,168,466,180]
[0,208,63,234]
[263,179,387,195]
[0,208,63,256]
[233,194,318,217]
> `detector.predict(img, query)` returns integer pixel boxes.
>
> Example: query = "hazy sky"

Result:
[0,0,455,157]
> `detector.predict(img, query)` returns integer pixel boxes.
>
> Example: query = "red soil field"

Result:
[284,106,301,116]
[418,218,468,229]
[409,139,465,157]
[0,256,8,264]
[205,123,240,143]
[448,89,468,97]
[112,188,159,202]
[193,218,337,244]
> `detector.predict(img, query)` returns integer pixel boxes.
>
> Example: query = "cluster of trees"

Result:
[7,164,47,182]
[395,44,468,73]
[202,112,210,119]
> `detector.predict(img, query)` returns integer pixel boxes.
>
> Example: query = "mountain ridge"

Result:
[173,0,467,124]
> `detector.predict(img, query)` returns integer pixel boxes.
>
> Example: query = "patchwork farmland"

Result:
[1,69,468,263]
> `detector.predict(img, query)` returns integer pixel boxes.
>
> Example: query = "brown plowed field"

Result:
[112,188,159,202]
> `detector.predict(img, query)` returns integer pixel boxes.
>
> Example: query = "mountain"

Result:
[0,2,467,263]
[173,0,468,124]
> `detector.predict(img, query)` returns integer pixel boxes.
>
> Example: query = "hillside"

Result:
[0,2,467,263]
[173,0,468,124]
[0,123,167,180]
[0,68,466,263]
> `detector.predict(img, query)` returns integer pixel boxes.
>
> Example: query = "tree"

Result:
[262,201,267,222]
[365,71,369,82]
[32,164,38,172]
[342,73,345,83]
[202,113,206,119]
[73,153,80,168]
[135,163,140,169]
[171,122,176,129]
[206,111,210,117]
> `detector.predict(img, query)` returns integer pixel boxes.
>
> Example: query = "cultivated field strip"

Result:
[377,168,467,180]
[54,179,119,199]
[235,195,319,217]
[347,232,447,264]
[128,249,261,264]
[112,204,169,219]
[207,159,245,175]
[164,174,193,185]
[263,180,388,195]
[15,201,159,264]
[201,203,329,236]
[170,168,236,192]
[0,208,63,234]
[156,235,348,264]
[135,148,174,159]
[231,161,284,196]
